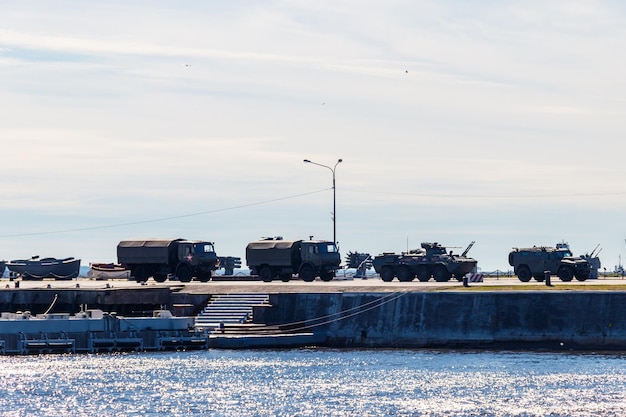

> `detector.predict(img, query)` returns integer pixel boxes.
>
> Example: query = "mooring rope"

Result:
[283,291,409,333]
[231,291,409,334]
[43,294,59,315]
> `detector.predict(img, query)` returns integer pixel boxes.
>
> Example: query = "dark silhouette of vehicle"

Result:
[117,238,219,282]
[508,243,590,282]
[246,237,341,282]
[345,251,372,278]
[580,244,602,279]
[372,241,477,282]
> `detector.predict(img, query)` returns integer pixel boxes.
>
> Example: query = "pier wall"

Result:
[259,291,626,349]
[0,288,174,316]
[4,287,626,350]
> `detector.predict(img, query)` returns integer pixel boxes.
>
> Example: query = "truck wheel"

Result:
[300,265,315,282]
[320,272,334,282]
[433,265,450,282]
[197,271,211,282]
[280,273,291,282]
[134,266,148,283]
[396,266,414,282]
[153,272,167,283]
[557,266,574,282]
[176,264,193,282]
[259,267,273,282]
[533,274,545,282]
[380,267,394,282]
[575,273,588,282]
[516,266,532,282]
[416,266,430,282]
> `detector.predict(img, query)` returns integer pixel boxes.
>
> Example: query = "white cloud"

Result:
[1,1,626,269]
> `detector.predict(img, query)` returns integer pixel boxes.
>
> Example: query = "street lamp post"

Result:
[303,158,343,246]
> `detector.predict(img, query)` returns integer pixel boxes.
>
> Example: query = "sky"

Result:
[1,1,626,272]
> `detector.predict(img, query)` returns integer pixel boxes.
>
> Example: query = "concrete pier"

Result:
[3,277,626,350]
[257,291,626,349]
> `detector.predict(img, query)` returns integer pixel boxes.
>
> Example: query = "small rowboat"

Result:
[6,256,81,280]
[87,263,131,280]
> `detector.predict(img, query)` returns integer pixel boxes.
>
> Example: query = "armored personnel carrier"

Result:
[372,250,423,282]
[508,243,590,282]
[373,241,477,282]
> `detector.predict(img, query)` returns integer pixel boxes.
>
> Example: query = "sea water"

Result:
[0,349,624,416]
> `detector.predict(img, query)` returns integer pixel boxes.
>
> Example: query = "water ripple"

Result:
[0,350,624,416]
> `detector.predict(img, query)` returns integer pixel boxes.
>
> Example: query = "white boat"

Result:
[87,263,131,279]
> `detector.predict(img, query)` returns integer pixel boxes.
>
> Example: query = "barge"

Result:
[0,307,208,355]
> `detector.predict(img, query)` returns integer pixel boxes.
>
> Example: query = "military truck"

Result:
[246,237,341,282]
[373,241,477,282]
[117,238,219,283]
[508,243,590,282]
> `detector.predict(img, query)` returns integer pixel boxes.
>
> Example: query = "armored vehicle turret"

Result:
[508,243,590,282]
[373,241,477,282]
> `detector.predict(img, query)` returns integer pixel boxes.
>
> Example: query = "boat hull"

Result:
[6,257,81,280]
[87,263,131,280]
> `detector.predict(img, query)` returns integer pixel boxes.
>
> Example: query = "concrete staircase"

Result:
[194,293,270,332]
[195,293,327,348]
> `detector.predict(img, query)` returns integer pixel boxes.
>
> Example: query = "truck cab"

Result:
[300,241,339,265]
[175,240,219,282]
[177,241,217,266]
[300,241,341,281]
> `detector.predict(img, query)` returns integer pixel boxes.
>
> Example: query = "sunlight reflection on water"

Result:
[0,349,624,416]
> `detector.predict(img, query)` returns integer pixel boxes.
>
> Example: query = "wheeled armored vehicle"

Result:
[508,243,590,282]
[373,241,477,282]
